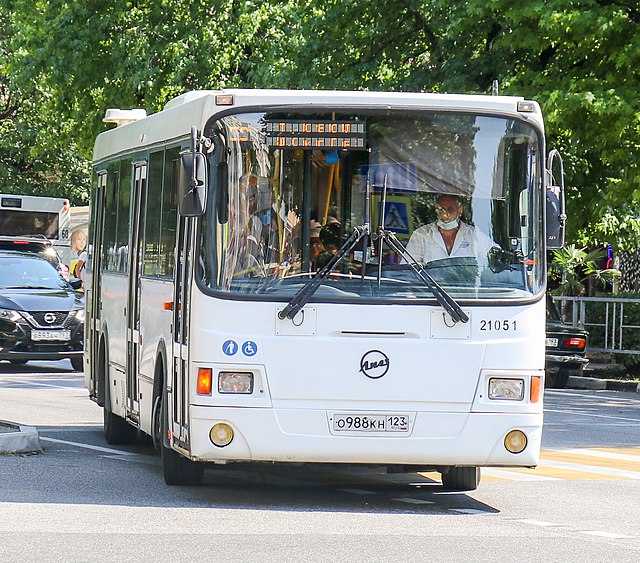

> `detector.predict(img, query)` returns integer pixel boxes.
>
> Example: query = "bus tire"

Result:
[103,407,138,445]
[101,343,137,445]
[441,466,480,491]
[162,443,205,486]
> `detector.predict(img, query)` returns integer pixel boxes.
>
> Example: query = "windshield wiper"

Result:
[278,224,370,320]
[375,175,467,324]
[378,229,468,323]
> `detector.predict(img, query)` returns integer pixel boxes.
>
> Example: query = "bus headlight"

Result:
[488,378,524,400]
[218,371,253,394]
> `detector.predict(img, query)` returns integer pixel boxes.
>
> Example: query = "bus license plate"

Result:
[31,330,71,342]
[332,414,410,433]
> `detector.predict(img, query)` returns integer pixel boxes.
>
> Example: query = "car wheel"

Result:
[441,466,480,491]
[71,357,84,372]
[9,360,28,366]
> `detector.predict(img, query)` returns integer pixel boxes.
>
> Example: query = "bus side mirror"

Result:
[178,151,208,216]
[546,149,566,249]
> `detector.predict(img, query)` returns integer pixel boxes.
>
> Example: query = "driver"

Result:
[404,194,497,264]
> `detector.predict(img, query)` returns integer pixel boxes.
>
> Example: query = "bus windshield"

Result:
[199,109,544,302]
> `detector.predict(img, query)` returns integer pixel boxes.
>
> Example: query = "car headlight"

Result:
[72,308,85,323]
[0,309,22,323]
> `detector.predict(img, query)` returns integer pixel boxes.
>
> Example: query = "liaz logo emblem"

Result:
[359,350,390,379]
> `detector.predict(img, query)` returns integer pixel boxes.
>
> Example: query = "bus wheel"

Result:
[151,396,162,452]
[162,443,205,486]
[104,407,138,445]
[441,466,480,491]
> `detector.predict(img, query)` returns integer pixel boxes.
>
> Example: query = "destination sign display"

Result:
[264,120,366,150]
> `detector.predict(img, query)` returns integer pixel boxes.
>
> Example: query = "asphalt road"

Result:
[1,360,640,562]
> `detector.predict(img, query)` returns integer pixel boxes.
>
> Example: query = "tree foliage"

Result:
[1,0,639,241]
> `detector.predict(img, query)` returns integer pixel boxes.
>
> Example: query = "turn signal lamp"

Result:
[504,430,528,454]
[530,376,542,403]
[488,378,524,400]
[197,368,213,395]
[210,423,234,447]
[218,371,254,394]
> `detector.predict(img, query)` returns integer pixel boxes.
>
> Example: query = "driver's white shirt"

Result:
[403,221,497,264]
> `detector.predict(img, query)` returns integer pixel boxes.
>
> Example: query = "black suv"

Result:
[0,251,84,371]
[0,235,68,276]
[546,295,589,388]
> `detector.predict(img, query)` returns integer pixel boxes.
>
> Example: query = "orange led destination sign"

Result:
[264,120,366,149]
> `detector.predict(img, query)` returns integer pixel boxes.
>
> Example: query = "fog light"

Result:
[489,378,524,400]
[210,423,234,447]
[504,430,528,454]
[219,371,253,394]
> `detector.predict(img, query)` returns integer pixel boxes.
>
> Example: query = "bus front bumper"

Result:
[187,406,543,468]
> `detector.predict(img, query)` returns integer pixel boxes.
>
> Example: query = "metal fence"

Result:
[552,296,640,355]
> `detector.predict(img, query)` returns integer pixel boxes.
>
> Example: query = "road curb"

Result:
[567,376,640,393]
[0,419,42,454]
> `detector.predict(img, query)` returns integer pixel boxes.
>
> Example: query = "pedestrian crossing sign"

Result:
[374,195,413,239]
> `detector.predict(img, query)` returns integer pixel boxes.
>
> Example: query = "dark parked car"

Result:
[0,251,84,371]
[0,235,69,278]
[546,295,589,388]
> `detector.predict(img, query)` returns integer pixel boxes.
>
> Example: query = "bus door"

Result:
[169,213,195,450]
[125,162,147,421]
[87,172,106,402]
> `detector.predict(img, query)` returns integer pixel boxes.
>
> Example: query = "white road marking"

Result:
[40,437,138,456]
[392,498,434,505]
[536,458,640,479]
[449,508,494,515]
[545,447,640,462]
[516,519,565,528]
[578,531,632,539]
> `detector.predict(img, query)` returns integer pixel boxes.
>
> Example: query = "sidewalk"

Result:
[566,375,640,393]
[0,419,41,454]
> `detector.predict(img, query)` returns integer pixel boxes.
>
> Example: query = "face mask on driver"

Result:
[437,219,459,230]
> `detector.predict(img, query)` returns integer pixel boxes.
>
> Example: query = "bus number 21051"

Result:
[480,319,517,331]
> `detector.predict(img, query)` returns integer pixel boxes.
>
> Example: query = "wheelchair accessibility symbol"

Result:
[242,341,258,357]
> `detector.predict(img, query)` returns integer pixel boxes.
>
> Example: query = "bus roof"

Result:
[93,89,543,164]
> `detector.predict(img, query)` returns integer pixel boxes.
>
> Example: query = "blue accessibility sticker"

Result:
[242,341,258,357]
[222,340,238,356]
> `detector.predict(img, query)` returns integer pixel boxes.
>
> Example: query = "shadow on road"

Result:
[0,423,498,515]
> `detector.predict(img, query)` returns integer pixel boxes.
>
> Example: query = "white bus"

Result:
[0,193,72,265]
[86,89,566,489]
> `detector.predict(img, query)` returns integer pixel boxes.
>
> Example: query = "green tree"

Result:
[3,0,639,239]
